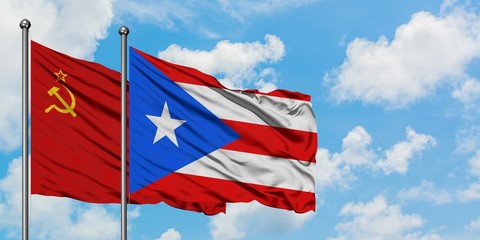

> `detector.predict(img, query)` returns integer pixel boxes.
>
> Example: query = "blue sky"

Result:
[1,0,480,239]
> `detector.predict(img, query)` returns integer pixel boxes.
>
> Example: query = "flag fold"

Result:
[129,47,317,214]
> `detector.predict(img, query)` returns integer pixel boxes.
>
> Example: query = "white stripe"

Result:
[178,83,316,132]
[176,149,315,192]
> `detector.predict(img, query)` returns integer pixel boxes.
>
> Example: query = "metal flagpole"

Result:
[119,25,129,240]
[20,18,31,240]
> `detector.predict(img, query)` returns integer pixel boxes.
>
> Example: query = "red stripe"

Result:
[221,120,317,162]
[133,48,311,101]
[130,172,315,215]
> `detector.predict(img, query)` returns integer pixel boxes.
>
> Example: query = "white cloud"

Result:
[397,180,452,205]
[452,78,480,111]
[117,0,318,29]
[455,125,480,154]
[465,216,480,233]
[217,0,319,21]
[403,232,442,240]
[158,34,285,91]
[209,201,314,240]
[456,145,480,202]
[339,126,376,167]
[375,127,436,175]
[117,0,245,39]
[468,150,480,177]
[440,0,460,13]
[155,228,182,240]
[315,148,354,190]
[32,203,119,240]
[0,157,120,239]
[115,0,195,29]
[8,0,114,60]
[0,157,23,232]
[315,126,375,190]
[316,126,436,190]
[0,0,115,152]
[326,7,480,108]
[457,182,480,202]
[328,196,433,240]
[126,206,141,233]
[436,216,480,240]
[128,206,140,219]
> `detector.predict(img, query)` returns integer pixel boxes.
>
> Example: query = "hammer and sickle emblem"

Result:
[45,85,77,117]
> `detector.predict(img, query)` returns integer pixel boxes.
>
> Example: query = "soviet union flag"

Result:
[31,41,122,202]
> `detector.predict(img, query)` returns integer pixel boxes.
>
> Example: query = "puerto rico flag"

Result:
[128,47,317,215]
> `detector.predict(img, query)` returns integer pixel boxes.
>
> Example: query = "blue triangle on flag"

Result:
[129,49,240,193]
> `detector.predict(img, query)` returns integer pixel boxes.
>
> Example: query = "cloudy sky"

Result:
[1,0,480,239]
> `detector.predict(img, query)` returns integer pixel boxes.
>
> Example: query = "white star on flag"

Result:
[146,102,186,147]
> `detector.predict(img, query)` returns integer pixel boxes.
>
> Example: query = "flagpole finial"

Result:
[19,19,31,29]
[119,26,129,36]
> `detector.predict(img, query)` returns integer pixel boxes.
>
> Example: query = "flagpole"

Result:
[119,25,129,240]
[20,18,31,240]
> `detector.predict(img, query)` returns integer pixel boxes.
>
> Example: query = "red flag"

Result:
[128,48,317,214]
[30,41,223,213]
[31,41,122,202]
[31,41,316,215]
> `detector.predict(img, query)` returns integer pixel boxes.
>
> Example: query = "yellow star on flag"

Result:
[54,69,68,82]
